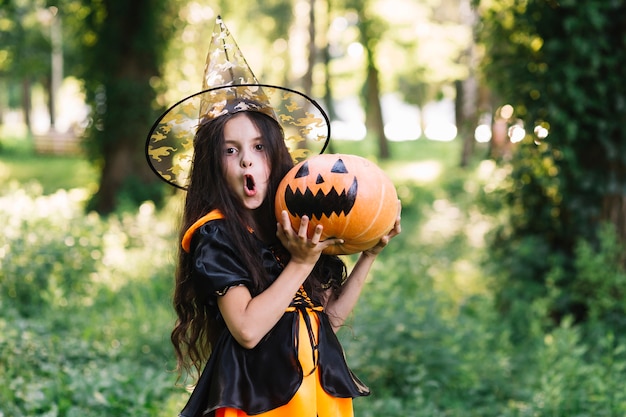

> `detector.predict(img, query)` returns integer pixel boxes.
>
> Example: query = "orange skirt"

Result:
[215,310,353,417]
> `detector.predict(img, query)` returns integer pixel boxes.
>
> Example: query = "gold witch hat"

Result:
[146,16,330,190]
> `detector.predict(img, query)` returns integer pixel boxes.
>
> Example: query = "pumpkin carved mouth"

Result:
[283,177,358,221]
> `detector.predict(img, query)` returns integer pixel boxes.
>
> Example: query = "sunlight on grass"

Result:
[421,198,463,238]
[418,197,488,299]
[0,135,97,194]
[385,160,442,183]
[0,161,10,183]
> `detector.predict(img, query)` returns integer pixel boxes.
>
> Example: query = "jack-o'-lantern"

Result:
[275,153,398,255]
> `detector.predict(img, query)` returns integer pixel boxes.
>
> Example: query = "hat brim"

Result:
[146,84,331,190]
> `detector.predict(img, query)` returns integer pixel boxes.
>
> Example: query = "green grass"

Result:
[0,134,98,194]
[330,137,464,165]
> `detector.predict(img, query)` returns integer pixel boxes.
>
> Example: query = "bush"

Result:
[0,184,103,316]
[3,150,626,416]
[572,223,626,331]
[344,166,626,417]
[342,180,517,417]
[0,184,187,416]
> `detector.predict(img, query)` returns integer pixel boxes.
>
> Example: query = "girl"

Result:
[170,110,400,417]
[145,17,401,417]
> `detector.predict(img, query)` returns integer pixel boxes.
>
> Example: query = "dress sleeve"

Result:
[191,221,253,296]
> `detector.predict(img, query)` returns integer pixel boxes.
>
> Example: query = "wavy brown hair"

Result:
[170,111,345,382]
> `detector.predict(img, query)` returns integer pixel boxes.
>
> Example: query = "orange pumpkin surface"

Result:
[275,153,398,255]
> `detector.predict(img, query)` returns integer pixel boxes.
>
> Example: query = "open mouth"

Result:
[244,174,256,196]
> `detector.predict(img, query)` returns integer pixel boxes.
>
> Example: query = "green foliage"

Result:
[475,0,626,328]
[0,317,180,417]
[510,321,626,416]
[573,224,626,327]
[0,186,102,316]
[341,175,516,417]
[341,162,626,416]
[544,223,626,335]
[0,184,186,416]
[0,0,52,80]
[4,141,626,415]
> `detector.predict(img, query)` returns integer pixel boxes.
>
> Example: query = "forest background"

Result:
[2,0,626,415]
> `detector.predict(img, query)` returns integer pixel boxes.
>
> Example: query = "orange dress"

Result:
[215,301,354,417]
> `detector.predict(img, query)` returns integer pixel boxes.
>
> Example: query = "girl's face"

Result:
[222,113,271,210]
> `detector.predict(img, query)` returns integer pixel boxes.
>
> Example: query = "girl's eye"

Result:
[255,144,265,151]
[225,147,237,155]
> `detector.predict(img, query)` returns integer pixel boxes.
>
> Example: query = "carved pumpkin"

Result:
[275,153,398,255]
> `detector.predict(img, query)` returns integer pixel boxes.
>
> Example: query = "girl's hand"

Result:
[276,210,343,265]
[363,199,402,257]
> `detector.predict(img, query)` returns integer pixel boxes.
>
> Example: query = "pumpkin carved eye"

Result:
[295,162,309,178]
[331,159,348,173]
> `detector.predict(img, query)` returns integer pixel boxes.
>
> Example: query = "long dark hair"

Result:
[170,111,345,381]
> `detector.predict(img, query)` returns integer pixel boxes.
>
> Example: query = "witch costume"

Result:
[146,17,369,417]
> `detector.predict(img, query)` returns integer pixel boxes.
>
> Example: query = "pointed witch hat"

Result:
[145,16,330,190]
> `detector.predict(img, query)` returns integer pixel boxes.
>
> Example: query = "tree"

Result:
[0,0,54,135]
[456,0,481,167]
[330,0,389,159]
[75,0,175,213]
[474,0,626,328]
[371,0,473,156]
[358,10,390,159]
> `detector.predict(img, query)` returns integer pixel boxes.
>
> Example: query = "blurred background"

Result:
[1,0,626,416]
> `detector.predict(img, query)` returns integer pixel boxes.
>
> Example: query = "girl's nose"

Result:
[240,156,252,168]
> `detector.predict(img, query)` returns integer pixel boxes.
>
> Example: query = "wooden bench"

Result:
[34,130,82,155]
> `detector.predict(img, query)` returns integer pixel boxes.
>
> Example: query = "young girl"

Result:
[145,17,401,417]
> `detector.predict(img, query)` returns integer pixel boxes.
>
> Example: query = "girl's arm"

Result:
[325,201,402,331]
[217,213,342,349]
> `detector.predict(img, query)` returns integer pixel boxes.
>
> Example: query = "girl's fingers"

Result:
[319,237,344,251]
[277,211,344,255]
[276,211,288,235]
[391,200,402,236]
[310,223,323,244]
[298,215,310,239]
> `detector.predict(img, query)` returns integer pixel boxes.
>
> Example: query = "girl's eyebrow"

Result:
[223,138,242,147]
[224,136,264,145]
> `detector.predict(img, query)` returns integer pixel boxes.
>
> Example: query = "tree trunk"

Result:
[42,77,55,131]
[302,0,316,97]
[457,77,478,167]
[602,194,626,243]
[21,78,31,134]
[457,2,480,167]
[96,142,136,213]
[321,1,337,154]
[601,159,626,243]
[364,49,389,159]
[355,7,388,159]
[86,0,168,214]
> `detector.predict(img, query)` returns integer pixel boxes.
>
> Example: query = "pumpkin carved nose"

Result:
[316,174,324,184]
